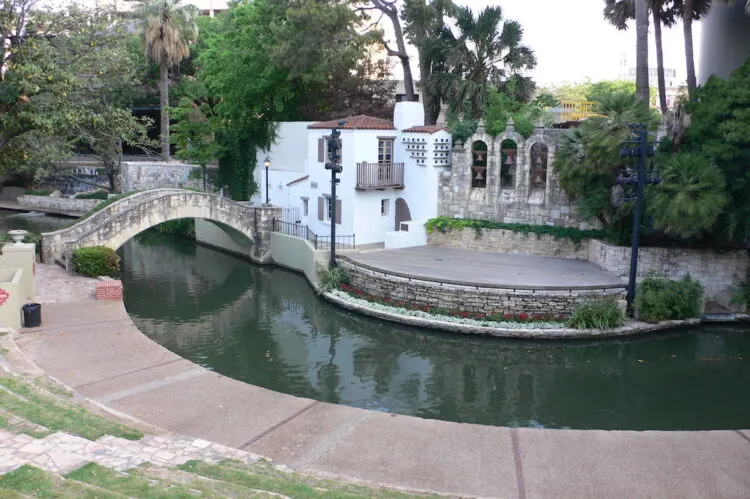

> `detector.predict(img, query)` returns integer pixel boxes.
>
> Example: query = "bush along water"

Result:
[73,246,120,278]
[318,266,349,293]
[634,274,704,322]
[149,218,195,240]
[567,299,625,329]
[334,283,568,329]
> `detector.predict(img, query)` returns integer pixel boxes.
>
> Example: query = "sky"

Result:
[395,0,702,87]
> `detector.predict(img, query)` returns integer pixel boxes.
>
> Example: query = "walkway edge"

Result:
[322,291,702,339]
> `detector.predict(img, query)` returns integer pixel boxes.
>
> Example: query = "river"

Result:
[3,210,749,430]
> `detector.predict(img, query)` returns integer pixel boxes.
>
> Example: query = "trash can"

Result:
[22,303,41,328]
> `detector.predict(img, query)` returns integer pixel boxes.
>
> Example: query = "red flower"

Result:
[518,313,529,321]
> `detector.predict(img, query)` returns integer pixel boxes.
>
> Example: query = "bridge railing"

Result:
[272,219,355,250]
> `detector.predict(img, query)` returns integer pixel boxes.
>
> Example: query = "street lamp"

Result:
[325,121,345,268]
[617,123,659,316]
[264,156,271,204]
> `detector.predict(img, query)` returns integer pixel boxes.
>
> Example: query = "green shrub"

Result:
[318,266,349,293]
[730,268,750,311]
[73,246,120,278]
[0,232,42,254]
[188,167,203,180]
[150,218,195,239]
[634,274,704,322]
[425,216,607,244]
[23,189,52,196]
[75,191,108,200]
[567,299,625,329]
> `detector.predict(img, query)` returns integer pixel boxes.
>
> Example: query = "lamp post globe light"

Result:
[264,156,271,205]
[325,121,344,268]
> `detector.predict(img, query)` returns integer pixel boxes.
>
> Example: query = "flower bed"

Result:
[334,284,568,329]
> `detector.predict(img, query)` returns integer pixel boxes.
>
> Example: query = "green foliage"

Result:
[647,153,727,238]
[445,109,478,144]
[679,58,750,244]
[0,231,42,254]
[73,246,121,278]
[150,218,195,239]
[0,4,154,182]
[74,191,108,200]
[567,299,624,329]
[634,274,704,322]
[425,216,606,244]
[23,189,52,196]
[318,266,349,293]
[553,91,655,229]
[188,167,203,180]
[730,268,750,311]
[545,80,655,105]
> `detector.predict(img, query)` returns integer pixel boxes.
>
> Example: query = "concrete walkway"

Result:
[345,246,624,289]
[9,296,750,498]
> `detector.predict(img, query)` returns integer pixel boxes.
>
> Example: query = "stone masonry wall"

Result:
[439,124,594,229]
[17,195,100,215]
[588,239,749,302]
[427,228,588,260]
[121,162,201,192]
[338,258,626,316]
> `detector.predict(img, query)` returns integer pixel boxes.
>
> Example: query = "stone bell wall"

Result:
[438,123,593,229]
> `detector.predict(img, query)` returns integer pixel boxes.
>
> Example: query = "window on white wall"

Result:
[302,197,309,216]
[381,199,389,216]
[378,138,394,164]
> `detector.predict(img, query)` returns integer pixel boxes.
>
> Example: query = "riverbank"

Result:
[5,264,750,498]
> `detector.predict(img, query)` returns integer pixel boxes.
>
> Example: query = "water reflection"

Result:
[121,234,750,430]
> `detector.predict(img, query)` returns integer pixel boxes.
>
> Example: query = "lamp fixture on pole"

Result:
[324,121,345,268]
[264,156,271,204]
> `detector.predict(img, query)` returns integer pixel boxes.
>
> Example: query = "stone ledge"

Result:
[322,291,702,340]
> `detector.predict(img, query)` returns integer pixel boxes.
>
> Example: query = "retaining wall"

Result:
[121,162,201,192]
[337,258,626,316]
[427,228,588,260]
[17,195,99,215]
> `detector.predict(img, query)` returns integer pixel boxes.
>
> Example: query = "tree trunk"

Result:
[420,54,440,125]
[372,0,416,102]
[634,0,650,104]
[159,62,170,161]
[683,0,697,100]
[653,9,668,113]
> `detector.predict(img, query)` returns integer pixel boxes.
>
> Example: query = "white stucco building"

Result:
[253,102,452,246]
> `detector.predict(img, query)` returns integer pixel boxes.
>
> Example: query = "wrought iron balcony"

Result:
[356,162,405,190]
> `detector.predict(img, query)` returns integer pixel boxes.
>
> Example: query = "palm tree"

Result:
[679,0,711,100]
[134,0,198,161]
[603,0,680,113]
[431,5,536,119]
[634,0,650,104]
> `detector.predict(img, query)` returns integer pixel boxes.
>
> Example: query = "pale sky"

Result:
[394,0,700,87]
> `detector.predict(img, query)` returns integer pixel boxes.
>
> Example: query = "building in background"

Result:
[699,0,750,82]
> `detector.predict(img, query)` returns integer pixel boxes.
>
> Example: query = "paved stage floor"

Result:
[345,246,625,289]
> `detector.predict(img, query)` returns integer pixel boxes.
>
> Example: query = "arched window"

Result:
[500,139,517,188]
[530,143,548,189]
[471,140,487,188]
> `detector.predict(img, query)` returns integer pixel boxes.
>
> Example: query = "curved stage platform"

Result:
[344,246,624,290]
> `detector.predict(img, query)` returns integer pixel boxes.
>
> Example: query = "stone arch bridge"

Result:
[42,189,280,268]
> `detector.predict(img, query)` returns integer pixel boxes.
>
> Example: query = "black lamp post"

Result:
[617,123,659,316]
[325,122,344,268]
[264,156,270,204]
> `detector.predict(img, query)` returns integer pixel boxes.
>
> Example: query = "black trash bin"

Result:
[22,303,41,328]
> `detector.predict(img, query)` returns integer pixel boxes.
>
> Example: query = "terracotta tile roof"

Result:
[402,124,450,134]
[308,115,395,130]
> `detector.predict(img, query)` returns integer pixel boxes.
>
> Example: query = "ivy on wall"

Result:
[425,216,606,244]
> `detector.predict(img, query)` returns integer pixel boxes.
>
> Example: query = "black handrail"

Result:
[272,219,355,250]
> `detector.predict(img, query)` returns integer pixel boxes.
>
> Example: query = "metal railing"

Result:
[557,100,600,123]
[272,219,355,250]
[356,162,404,190]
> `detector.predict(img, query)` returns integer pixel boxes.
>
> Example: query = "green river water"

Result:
[3,210,749,430]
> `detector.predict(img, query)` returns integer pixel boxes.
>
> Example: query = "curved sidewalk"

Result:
[12,300,750,498]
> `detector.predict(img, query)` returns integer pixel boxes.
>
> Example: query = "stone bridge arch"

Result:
[42,189,280,268]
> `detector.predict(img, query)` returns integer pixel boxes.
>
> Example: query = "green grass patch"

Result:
[179,459,432,498]
[1,465,124,498]
[23,189,53,196]
[75,191,109,200]
[567,299,625,329]
[67,463,200,499]
[0,376,142,441]
[425,216,606,245]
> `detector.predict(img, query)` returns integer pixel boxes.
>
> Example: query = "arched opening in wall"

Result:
[530,143,548,189]
[394,198,412,231]
[471,141,488,188]
[500,139,517,188]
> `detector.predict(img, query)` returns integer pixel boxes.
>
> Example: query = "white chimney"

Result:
[393,101,424,131]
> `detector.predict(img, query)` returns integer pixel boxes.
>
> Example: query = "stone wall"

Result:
[17,195,99,215]
[438,124,593,229]
[427,228,588,260]
[338,258,626,316]
[588,239,749,303]
[121,162,202,192]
